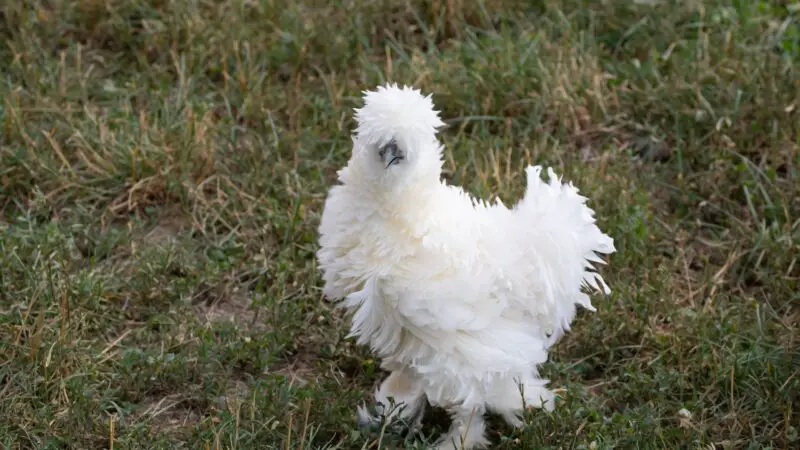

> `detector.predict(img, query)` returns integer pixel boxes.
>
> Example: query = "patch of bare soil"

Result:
[193,288,267,333]
[272,346,318,387]
[141,212,190,245]
[138,394,201,437]
[214,379,252,413]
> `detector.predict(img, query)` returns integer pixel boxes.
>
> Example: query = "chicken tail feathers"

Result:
[520,165,615,291]
[508,165,616,342]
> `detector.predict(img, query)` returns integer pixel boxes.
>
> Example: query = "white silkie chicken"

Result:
[316,84,615,449]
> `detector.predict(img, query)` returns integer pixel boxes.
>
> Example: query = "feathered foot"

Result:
[356,369,426,433]
[488,376,557,429]
[434,406,490,450]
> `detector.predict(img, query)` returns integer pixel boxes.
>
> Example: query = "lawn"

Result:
[0,0,798,449]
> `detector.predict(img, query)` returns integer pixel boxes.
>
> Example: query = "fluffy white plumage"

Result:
[316,84,616,449]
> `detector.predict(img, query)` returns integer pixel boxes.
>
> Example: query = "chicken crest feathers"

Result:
[353,83,445,145]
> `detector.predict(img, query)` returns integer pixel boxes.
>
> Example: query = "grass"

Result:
[0,0,798,448]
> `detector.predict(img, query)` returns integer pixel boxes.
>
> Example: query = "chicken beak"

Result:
[383,146,405,169]
[380,140,405,169]
[385,154,403,169]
